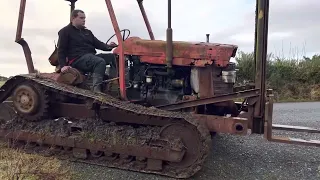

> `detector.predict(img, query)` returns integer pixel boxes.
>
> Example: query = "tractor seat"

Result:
[48,46,59,67]
[55,67,86,85]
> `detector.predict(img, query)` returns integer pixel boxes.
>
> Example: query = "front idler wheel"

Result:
[12,82,49,121]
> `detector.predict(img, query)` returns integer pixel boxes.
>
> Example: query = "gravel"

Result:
[70,101,320,180]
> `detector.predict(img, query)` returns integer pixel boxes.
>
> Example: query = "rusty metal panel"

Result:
[113,37,237,67]
[198,66,214,98]
[157,89,260,111]
[195,114,249,135]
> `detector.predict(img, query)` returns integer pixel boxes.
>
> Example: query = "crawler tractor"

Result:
[0,0,319,179]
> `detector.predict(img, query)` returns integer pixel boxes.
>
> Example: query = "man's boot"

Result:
[89,73,104,110]
[92,73,104,93]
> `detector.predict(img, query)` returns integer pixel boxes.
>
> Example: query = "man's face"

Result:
[72,12,86,27]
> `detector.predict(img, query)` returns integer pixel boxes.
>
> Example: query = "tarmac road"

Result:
[71,101,320,180]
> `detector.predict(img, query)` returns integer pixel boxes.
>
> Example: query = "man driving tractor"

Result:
[57,9,117,93]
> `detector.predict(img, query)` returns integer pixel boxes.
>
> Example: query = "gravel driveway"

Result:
[70,102,320,180]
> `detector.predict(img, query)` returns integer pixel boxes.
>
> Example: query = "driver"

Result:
[57,9,117,93]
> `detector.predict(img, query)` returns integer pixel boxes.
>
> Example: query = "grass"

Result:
[0,141,73,180]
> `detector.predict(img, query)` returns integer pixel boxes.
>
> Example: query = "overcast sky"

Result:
[0,0,319,77]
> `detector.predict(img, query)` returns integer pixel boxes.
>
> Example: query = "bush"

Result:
[235,51,320,102]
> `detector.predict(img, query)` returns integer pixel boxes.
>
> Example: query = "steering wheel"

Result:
[106,29,131,45]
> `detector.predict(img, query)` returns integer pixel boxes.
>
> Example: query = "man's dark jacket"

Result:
[57,23,113,68]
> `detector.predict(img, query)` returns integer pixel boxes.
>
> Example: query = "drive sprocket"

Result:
[159,123,204,169]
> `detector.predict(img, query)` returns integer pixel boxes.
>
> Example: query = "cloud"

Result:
[224,0,320,57]
[0,0,319,77]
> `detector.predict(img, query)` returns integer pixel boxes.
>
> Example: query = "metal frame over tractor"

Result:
[0,0,319,179]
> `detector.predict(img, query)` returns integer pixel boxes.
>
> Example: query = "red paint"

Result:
[105,0,126,100]
[113,37,237,67]
[104,0,236,100]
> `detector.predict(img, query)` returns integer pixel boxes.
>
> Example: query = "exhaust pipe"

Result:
[206,34,210,43]
[166,0,173,71]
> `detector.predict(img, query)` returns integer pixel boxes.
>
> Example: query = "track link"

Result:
[0,74,211,179]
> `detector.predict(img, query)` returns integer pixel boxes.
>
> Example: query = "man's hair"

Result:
[71,9,84,18]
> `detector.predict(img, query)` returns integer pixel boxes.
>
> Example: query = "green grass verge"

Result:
[0,81,5,87]
[0,142,73,180]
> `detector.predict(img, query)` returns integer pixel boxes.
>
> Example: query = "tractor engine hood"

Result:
[113,37,238,67]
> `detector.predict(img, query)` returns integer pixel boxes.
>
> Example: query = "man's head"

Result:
[71,9,86,28]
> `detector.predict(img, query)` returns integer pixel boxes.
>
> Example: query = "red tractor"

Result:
[0,0,318,179]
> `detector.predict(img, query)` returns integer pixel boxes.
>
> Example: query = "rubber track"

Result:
[0,74,212,179]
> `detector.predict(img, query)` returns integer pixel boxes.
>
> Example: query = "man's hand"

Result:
[61,66,71,73]
[108,41,118,48]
